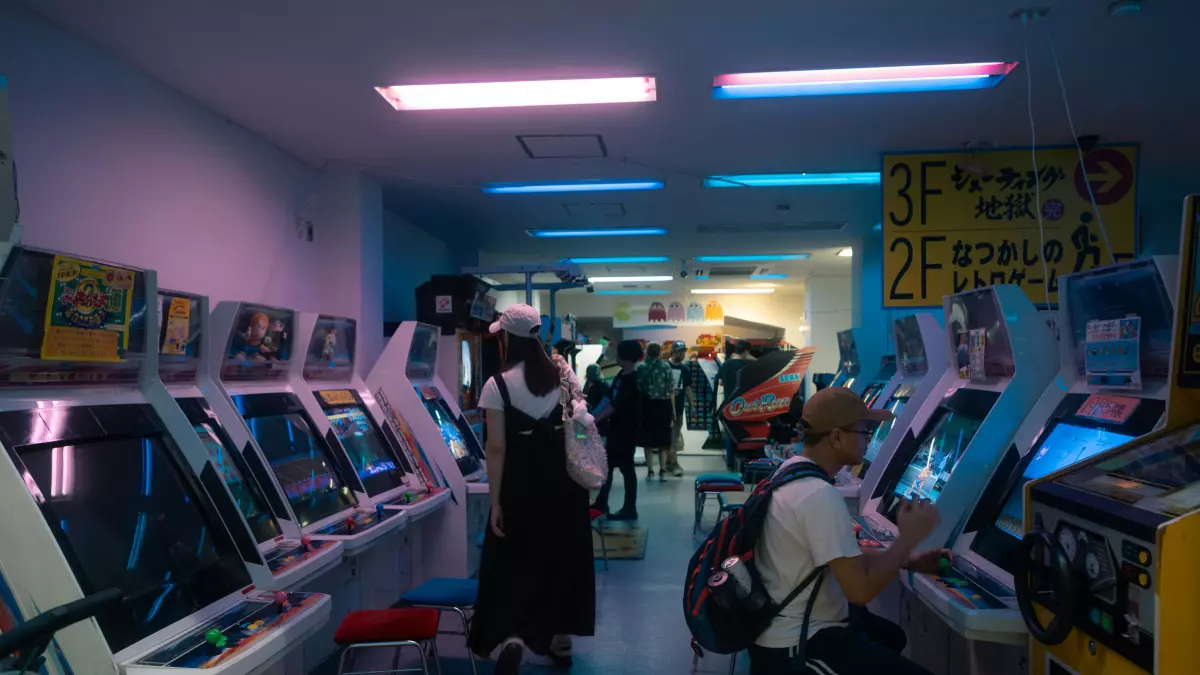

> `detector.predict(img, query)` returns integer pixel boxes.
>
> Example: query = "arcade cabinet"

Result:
[907,257,1176,675]
[719,348,816,466]
[831,328,887,396]
[158,290,345,590]
[0,248,329,674]
[205,302,410,670]
[855,285,1058,633]
[837,314,947,513]
[366,321,487,578]
[861,356,898,408]
[1016,196,1200,675]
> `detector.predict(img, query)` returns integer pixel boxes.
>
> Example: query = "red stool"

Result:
[334,608,440,675]
[590,508,609,571]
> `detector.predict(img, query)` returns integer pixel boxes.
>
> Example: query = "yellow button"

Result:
[1138,573,1149,587]
[1138,550,1149,565]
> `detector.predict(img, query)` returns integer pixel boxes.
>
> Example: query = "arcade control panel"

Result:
[852,517,897,548]
[312,504,404,537]
[380,488,444,508]
[262,537,335,576]
[131,592,323,669]
[919,558,1012,612]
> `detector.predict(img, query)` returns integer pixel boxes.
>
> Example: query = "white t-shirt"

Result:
[755,456,863,648]
[478,363,565,420]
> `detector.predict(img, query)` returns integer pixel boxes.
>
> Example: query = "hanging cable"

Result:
[1046,26,1115,264]
[1023,15,1052,308]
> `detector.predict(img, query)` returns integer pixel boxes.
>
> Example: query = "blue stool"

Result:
[401,578,479,675]
[694,475,745,533]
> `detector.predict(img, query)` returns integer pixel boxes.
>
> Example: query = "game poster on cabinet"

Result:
[1085,316,1142,390]
[161,296,191,355]
[882,145,1139,308]
[41,256,135,362]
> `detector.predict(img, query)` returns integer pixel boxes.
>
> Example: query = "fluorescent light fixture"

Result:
[526,227,667,238]
[691,288,776,295]
[713,62,1018,99]
[693,275,709,281]
[376,76,657,110]
[595,290,669,296]
[705,172,880,188]
[563,256,670,264]
[484,179,664,194]
[838,248,854,257]
[750,274,788,279]
[695,254,810,262]
[589,276,674,283]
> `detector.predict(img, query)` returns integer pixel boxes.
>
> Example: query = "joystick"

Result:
[852,523,863,536]
[405,491,414,504]
[300,536,312,552]
[344,516,356,532]
[204,628,227,649]
[274,591,289,613]
[938,557,952,575]
[376,503,385,519]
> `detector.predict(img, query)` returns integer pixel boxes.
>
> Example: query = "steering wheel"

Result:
[1015,530,1082,646]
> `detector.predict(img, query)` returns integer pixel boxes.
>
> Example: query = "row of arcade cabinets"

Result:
[0,246,484,675]
[834,251,1184,675]
[1016,196,1200,675]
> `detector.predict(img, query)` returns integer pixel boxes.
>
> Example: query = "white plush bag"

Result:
[553,355,608,489]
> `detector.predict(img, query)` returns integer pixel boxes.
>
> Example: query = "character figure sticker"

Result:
[228,306,291,362]
[161,296,191,355]
[41,256,135,362]
[305,316,355,369]
[612,299,724,328]
[956,328,986,379]
[1085,316,1142,390]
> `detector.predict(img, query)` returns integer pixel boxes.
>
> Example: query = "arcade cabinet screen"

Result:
[1059,423,1200,515]
[862,383,885,408]
[830,371,851,389]
[193,421,281,544]
[245,413,355,528]
[864,397,907,467]
[419,391,483,477]
[406,325,439,380]
[325,405,406,496]
[1065,260,1174,379]
[13,437,251,653]
[890,408,986,505]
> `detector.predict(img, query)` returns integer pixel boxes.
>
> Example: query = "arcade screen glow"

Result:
[193,421,279,543]
[326,405,405,496]
[246,413,355,528]
[15,437,250,652]
[892,409,985,503]
[421,396,470,460]
[862,383,885,408]
[994,423,1134,538]
[864,397,906,465]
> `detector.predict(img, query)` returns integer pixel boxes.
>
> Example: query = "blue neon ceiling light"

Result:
[595,290,670,295]
[714,75,996,99]
[695,254,810,262]
[750,274,788,279]
[527,228,667,238]
[483,179,664,194]
[562,256,670,264]
[705,172,881,188]
[712,63,1018,100]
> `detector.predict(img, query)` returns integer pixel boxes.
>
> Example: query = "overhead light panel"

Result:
[376,76,657,110]
[589,276,674,283]
[705,172,881,188]
[562,256,671,264]
[838,248,854,257]
[750,274,788,279]
[595,290,669,296]
[691,288,776,295]
[695,254,810,262]
[484,179,664,194]
[526,227,667,238]
[712,62,1018,99]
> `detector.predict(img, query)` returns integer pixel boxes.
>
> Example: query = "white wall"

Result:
[804,275,854,389]
[383,209,458,323]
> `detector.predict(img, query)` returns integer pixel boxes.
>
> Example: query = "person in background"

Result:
[583,364,611,438]
[665,341,692,477]
[714,340,753,471]
[638,343,675,482]
[592,340,643,520]
[470,304,595,673]
[750,387,947,675]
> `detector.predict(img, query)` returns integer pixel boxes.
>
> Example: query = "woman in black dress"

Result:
[469,304,595,673]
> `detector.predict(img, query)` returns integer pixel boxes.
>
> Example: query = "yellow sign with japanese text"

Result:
[882,145,1139,307]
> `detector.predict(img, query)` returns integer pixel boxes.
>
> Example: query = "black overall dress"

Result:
[468,374,596,656]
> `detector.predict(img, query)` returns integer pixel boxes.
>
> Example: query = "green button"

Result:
[1100,613,1113,632]
[938,558,951,573]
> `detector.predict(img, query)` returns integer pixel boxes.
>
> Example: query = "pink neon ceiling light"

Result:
[376,76,657,110]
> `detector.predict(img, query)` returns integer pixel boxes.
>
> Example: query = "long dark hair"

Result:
[503,333,559,396]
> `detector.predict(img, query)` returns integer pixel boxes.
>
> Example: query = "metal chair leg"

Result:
[392,645,403,672]
[417,643,430,675]
[431,637,443,675]
[728,651,737,675]
[449,607,477,675]
[594,524,609,570]
[336,646,354,675]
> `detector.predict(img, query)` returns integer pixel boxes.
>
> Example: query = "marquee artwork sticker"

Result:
[41,256,135,362]
[612,300,724,328]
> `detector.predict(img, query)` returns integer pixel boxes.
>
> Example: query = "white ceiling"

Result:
[21,0,1200,274]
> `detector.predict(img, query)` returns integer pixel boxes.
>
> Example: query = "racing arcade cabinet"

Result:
[831,328,886,396]
[366,321,486,578]
[0,249,329,674]
[856,286,1058,624]
[907,258,1175,675]
[837,314,948,513]
[158,289,345,591]
[206,302,409,670]
[719,347,815,468]
[1015,196,1200,675]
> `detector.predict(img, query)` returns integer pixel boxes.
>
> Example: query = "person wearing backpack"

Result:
[751,386,949,674]
[468,304,596,674]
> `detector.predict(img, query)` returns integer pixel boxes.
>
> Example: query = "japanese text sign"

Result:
[882,145,1139,307]
[41,256,135,362]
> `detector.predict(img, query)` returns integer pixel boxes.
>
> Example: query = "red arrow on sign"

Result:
[1074,149,1134,206]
